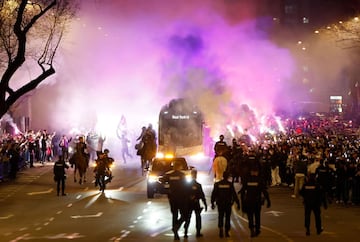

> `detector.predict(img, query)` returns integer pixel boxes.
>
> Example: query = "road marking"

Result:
[0,175,43,201]
[27,188,53,195]
[234,208,294,242]
[150,226,171,237]
[70,212,103,219]
[0,214,14,219]
[11,233,85,241]
[265,210,284,217]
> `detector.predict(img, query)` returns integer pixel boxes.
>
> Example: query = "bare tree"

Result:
[0,0,78,119]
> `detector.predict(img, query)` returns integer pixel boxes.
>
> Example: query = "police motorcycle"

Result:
[93,150,114,192]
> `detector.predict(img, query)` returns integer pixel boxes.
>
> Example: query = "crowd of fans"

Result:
[0,127,110,182]
[1,114,360,207]
[0,129,58,181]
[217,114,360,206]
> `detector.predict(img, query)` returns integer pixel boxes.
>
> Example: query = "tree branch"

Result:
[5,66,56,109]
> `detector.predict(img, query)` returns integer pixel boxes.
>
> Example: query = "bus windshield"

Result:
[158,98,203,156]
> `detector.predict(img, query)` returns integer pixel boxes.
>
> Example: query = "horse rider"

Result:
[75,136,89,165]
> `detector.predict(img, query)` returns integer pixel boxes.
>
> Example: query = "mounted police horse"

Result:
[69,151,89,184]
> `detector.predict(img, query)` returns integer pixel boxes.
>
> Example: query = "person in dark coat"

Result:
[211,171,240,238]
[239,164,271,237]
[8,143,21,179]
[162,160,191,240]
[315,160,335,204]
[352,163,360,205]
[53,155,69,196]
[299,173,327,236]
[184,169,207,238]
[214,134,228,158]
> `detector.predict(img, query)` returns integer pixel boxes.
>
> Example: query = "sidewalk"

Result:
[0,161,54,184]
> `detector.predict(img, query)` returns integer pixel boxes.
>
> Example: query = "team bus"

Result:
[157,98,204,157]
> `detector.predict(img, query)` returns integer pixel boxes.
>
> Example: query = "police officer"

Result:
[214,134,228,158]
[53,155,69,196]
[229,138,242,183]
[300,173,327,236]
[315,160,334,203]
[239,164,271,237]
[211,171,240,238]
[184,170,207,238]
[162,160,190,240]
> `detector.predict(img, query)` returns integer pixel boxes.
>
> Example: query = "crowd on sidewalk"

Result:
[0,129,76,181]
[0,126,111,182]
[0,129,56,181]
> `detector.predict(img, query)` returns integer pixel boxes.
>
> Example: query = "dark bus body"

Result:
[158,98,204,157]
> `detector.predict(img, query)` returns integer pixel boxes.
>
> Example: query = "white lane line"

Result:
[27,188,53,195]
[71,212,103,219]
[233,208,294,242]
[0,214,14,219]
[265,210,284,217]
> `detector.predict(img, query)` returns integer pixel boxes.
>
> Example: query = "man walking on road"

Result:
[184,169,207,238]
[162,160,190,240]
[300,173,327,236]
[239,164,271,237]
[53,155,69,196]
[211,171,240,238]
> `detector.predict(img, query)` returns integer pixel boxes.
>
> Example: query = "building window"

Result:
[285,5,296,14]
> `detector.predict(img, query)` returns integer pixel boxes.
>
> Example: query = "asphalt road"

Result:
[0,157,359,242]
